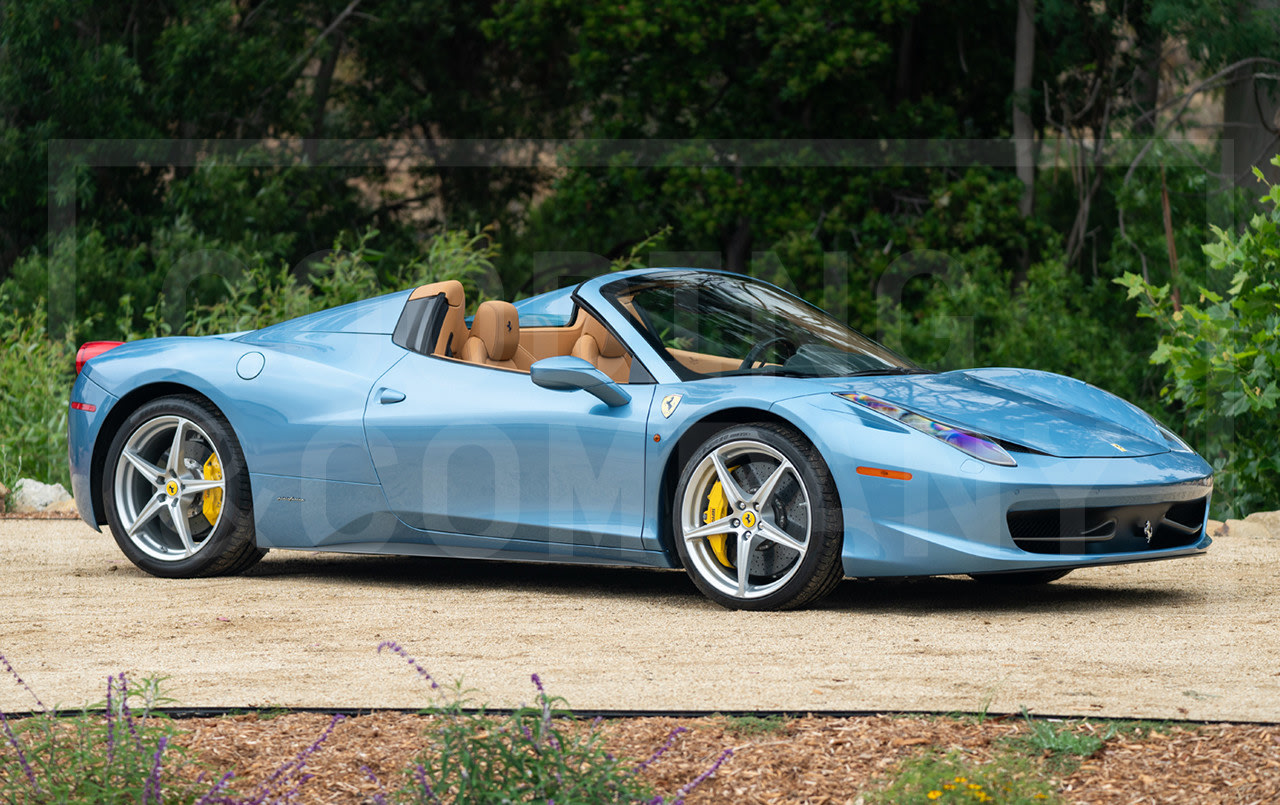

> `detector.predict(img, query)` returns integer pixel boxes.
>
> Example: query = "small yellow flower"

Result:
[927,792,943,801]
[968,783,982,790]
[944,783,956,790]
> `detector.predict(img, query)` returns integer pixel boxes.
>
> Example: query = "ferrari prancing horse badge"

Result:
[661,394,682,418]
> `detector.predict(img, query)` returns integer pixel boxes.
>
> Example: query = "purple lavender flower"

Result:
[376,641,439,689]
[633,726,688,775]
[673,748,734,804]
[414,763,443,804]
[115,673,144,751]
[194,771,236,805]
[245,713,343,804]
[0,652,46,711]
[106,673,117,768]
[360,765,389,805]
[0,710,40,793]
[144,735,168,804]
[531,673,545,693]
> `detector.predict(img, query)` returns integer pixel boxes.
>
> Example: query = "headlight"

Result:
[836,393,1017,467]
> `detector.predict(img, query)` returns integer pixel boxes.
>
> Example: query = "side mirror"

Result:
[530,356,631,408]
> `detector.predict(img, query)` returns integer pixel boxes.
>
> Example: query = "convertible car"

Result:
[68,268,1213,609]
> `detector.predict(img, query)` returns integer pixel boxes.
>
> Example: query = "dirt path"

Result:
[1,519,1277,720]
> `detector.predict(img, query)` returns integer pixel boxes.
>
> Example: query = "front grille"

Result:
[1008,496,1208,555]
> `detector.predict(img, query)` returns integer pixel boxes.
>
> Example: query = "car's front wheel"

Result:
[673,423,844,610]
[102,395,264,577]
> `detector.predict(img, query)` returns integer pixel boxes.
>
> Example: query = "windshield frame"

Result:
[597,269,924,382]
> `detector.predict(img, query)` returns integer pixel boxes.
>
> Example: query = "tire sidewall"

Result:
[102,396,252,578]
[672,423,842,610]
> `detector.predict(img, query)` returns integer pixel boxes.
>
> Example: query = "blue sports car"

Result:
[68,268,1213,609]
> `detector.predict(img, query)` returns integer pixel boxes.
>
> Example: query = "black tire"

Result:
[968,569,1072,585]
[672,422,844,610]
[102,395,264,578]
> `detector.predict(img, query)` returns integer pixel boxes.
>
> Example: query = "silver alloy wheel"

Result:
[679,439,812,600]
[112,415,226,562]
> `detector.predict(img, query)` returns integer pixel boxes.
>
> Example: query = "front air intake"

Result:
[1007,497,1208,555]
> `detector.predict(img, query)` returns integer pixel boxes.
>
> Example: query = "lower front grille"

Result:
[1008,496,1208,555]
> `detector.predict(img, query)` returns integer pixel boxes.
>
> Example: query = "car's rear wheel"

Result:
[968,569,1072,585]
[102,395,264,577]
[673,423,844,610]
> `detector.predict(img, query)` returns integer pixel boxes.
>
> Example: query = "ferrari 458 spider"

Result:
[69,268,1212,609]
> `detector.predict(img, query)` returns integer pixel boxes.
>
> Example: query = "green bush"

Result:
[879,250,1153,400]
[0,300,74,490]
[1117,156,1280,517]
[374,641,731,804]
[863,750,1059,804]
[1,664,211,804]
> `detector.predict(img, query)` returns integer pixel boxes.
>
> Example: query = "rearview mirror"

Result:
[530,356,631,407]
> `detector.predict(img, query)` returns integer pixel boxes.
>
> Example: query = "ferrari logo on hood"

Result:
[661,394,683,418]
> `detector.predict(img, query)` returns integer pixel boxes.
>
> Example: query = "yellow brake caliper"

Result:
[702,467,740,568]
[202,453,223,524]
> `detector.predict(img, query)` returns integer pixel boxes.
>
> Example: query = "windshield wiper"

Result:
[843,367,932,377]
[717,367,811,378]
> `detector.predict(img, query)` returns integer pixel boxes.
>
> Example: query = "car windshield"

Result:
[599,270,925,380]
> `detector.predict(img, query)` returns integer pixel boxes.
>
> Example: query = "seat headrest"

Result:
[582,316,626,358]
[409,279,465,307]
[471,300,520,362]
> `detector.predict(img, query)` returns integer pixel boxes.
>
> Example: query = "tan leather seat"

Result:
[408,279,468,357]
[571,316,631,383]
[461,300,534,371]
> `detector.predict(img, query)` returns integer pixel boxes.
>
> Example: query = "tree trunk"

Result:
[1013,0,1036,219]
[1132,3,1162,136]
[1223,62,1280,191]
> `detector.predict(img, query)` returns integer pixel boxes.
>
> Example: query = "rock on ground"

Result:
[1242,510,1280,538]
[11,478,73,513]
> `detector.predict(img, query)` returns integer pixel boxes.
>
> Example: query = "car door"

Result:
[363,352,655,556]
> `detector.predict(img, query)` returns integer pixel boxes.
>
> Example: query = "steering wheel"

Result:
[738,336,796,371]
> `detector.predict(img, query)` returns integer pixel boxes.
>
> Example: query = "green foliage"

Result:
[719,714,790,737]
[879,250,1151,398]
[0,673,209,804]
[1001,710,1105,775]
[863,750,1060,804]
[374,643,731,804]
[400,679,657,804]
[1117,156,1280,517]
[0,300,74,490]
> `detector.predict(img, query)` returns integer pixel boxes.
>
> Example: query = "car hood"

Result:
[820,367,1171,458]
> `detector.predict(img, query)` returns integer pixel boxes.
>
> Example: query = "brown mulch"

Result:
[165,711,1280,803]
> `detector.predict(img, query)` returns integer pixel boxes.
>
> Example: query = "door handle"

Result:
[379,387,406,404]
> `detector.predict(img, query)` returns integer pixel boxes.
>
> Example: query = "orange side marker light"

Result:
[856,466,912,481]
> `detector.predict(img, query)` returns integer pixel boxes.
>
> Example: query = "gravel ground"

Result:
[1,517,1278,721]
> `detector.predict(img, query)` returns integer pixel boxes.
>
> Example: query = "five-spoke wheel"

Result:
[103,396,263,577]
[673,423,844,610]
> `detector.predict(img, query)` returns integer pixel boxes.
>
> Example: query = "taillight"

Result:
[76,341,124,375]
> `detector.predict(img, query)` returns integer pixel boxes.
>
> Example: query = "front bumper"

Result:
[835,450,1212,577]
[771,393,1213,578]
